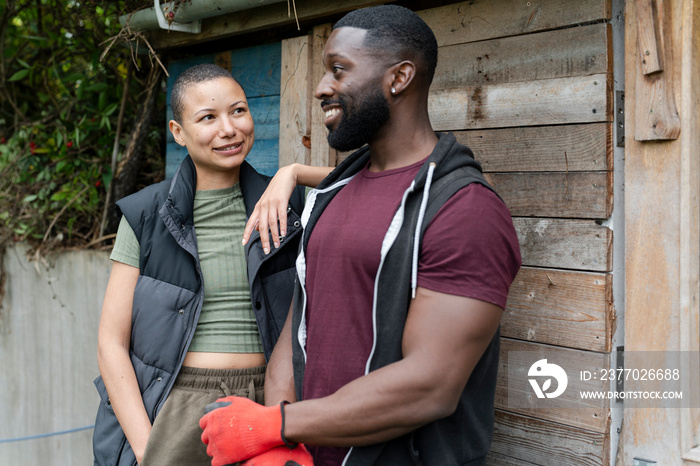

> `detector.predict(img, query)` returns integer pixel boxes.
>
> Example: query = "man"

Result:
[200,5,521,465]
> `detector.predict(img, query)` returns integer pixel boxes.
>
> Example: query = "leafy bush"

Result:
[0,0,164,251]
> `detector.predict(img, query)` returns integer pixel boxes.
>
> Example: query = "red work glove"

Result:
[242,444,314,466]
[199,396,285,466]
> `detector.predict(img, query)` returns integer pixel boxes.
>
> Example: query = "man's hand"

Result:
[242,445,314,466]
[199,396,284,466]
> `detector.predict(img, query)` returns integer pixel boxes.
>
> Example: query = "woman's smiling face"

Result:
[169,76,255,189]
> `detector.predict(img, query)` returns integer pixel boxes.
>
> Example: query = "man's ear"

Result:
[388,61,416,96]
[169,120,186,147]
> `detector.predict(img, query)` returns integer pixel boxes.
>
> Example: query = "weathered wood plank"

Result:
[247,138,280,176]
[148,0,611,50]
[338,153,614,217]
[231,42,281,98]
[280,35,311,167]
[429,74,611,131]
[249,96,280,140]
[513,218,612,271]
[418,0,611,47]
[633,0,681,141]
[165,141,187,178]
[620,0,699,459]
[148,0,388,49]
[309,23,336,167]
[248,95,280,176]
[485,171,612,219]
[635,0,662,75]
[433,23,610,89]
[496,339,610,432]
[502,267,613,352]
[214,51,232,76]
[486,451,540,466]
[334,148,355,167]
[167,47,282,99]
[455,124,611,172]
[491,410,609,465]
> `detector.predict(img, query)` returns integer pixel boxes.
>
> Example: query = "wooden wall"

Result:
[279,0,617,463]
[620,0,700,463]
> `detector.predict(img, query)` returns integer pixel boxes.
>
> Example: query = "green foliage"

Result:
[0,0,163,250]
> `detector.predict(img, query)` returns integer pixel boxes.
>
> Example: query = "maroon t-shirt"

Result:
[302,160,521,465]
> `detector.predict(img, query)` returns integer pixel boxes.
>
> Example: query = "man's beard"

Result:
[327,87,390,152]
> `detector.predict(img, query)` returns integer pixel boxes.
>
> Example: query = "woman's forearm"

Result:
[290,163,334,188]
[98,343,152,463]
[96,261,148,462]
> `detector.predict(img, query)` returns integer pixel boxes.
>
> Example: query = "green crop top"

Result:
[110,184,263,353]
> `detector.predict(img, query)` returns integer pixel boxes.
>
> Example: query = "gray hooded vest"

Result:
[93,156,305,466]
[292,132,501,465]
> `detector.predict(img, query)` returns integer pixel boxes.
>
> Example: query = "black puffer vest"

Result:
[93,157,305,466]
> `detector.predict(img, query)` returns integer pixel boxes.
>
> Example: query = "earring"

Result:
[391,87,396,94]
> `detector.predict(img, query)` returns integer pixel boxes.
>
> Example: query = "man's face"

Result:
[315,27,391,152]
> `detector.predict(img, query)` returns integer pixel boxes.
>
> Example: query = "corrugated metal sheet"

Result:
[0,244,110,464]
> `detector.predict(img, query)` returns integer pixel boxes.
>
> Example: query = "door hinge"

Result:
[616,90,625,147]
[615,346,624,401]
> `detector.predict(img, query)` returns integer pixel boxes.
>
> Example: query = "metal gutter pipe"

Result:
[119,0,288,33]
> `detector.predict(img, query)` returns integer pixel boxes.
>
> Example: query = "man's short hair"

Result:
[333,5,438,85]
[171,63,237,124]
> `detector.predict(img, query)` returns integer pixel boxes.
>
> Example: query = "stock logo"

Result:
[528,359,568,399]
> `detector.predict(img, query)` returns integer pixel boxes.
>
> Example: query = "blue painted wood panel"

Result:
[231,43,281,98]
[249,96,280,140]
[165,43,281,178]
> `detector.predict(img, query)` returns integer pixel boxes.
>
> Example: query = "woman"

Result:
[93,64,324,466]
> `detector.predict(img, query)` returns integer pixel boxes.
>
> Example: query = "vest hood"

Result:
[317,132,483,193]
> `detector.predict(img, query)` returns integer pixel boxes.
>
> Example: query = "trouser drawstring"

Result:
[220,380,232,397]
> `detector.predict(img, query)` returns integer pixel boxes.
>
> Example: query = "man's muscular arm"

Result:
[198,288,503,464]
[282,286,503,446]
